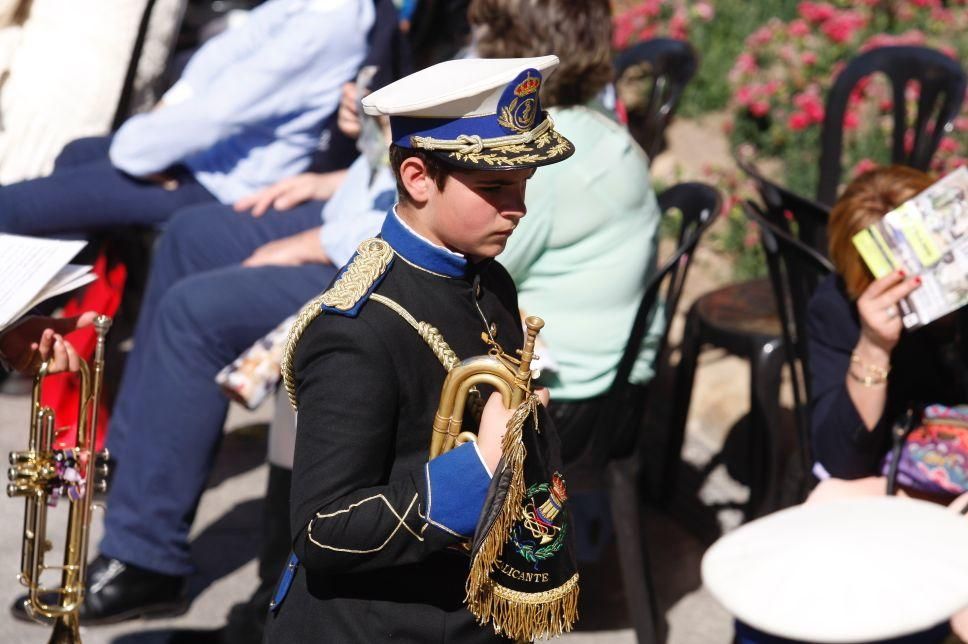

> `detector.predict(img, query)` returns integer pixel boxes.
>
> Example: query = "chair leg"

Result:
[607,456,661,644]
[790,361,814,503]
[660,303,702,504]
[749,338,786,517]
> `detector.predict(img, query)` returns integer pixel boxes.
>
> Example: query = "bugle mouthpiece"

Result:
[515,316,545,385]
[93,315,112,336]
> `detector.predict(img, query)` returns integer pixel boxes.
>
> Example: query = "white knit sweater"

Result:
[0,0,185,183]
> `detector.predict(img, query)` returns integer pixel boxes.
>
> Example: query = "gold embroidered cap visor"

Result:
[361,55,576,171]
[410,116,575,170]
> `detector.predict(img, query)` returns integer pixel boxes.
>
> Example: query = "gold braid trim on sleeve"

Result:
[281,239,393,410]
[281,290,331,411]
[320,239,394,311]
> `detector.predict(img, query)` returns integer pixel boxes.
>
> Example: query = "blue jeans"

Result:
[0,136,216,236]
[98,199,334,576]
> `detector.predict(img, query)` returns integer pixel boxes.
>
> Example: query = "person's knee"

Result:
[0,181,37,234]
[156,275,236,351]
[154,279,209,349]
[156,206,226,268]
[53,136,112,171]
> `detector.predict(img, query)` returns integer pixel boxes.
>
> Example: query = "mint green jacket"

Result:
[499,104,664,401]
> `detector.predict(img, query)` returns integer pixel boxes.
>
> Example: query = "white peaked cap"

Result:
[359,55,573,171]
[361,55,560,118]
[702,496,968,642]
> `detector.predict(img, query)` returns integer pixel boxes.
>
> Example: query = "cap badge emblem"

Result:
[498,70,541,134]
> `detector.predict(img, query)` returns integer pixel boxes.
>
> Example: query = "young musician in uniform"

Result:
[266,56,580,642]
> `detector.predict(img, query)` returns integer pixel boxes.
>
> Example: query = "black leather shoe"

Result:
[10,554,189,626]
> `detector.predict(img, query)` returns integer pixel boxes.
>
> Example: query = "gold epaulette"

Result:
[281,239,394,410]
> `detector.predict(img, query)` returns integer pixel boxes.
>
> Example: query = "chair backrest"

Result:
[817,45,967,206]
[603,182,721,457]
[736,154,831,255]
[744,200,834,476]
[614,38,699,161]
[113,0,194,126]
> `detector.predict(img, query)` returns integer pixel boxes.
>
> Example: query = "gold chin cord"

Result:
[7,315,112,644]
[429,316,543,459]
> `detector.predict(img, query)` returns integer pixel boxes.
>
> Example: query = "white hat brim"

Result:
[702,496,968,642]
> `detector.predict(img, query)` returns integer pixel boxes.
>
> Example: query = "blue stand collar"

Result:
[381,209,468,278]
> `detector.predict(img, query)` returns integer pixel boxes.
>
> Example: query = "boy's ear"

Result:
[399,156,434,205]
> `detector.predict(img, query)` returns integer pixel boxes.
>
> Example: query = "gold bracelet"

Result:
[850,352,891,379]
[848,368,888,387]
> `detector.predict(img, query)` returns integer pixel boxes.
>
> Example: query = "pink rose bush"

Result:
[612,0,966,279]
[727,0,968,197]
[612,0,714,48]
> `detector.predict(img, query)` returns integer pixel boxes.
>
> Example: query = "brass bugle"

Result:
[429,316,543,459]
[8,315,111,644]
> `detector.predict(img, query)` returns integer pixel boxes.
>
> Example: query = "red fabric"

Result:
[41,249,126,451]
[615,98,629,125]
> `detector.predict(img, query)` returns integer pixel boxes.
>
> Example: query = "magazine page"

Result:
[852,166,968,329]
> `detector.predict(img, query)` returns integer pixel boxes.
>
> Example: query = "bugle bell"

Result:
[430,316,543,459]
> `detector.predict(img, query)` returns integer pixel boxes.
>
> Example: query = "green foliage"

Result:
[614,0,968,280]
[703,203,767,280]
[726,0,968,195]
[679,1,800,116]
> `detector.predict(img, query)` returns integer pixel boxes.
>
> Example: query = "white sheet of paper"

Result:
[20,265,96,314]
[0,234,89,329]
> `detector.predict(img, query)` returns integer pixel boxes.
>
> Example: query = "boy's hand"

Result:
[476,388,550,474]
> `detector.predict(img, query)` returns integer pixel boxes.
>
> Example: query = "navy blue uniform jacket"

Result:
[265,213,517,643]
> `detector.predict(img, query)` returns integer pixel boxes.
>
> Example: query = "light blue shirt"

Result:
[319,155,397,267]
[109,0,374,204]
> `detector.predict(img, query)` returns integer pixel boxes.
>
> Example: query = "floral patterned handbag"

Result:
[215,315,295,410]
[882,404,968,500]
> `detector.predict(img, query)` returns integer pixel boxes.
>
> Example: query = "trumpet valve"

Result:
[9,450,34,466]
[7,465,33,481]
[6,481,34,497]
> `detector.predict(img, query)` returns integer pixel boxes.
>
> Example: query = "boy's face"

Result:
[430,167,534,261]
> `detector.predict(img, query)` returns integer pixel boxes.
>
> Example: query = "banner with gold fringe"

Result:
[466,394,580,641]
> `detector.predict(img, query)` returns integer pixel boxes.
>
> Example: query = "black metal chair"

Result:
[743,200,834,502]
[614,38,699,161]
[661,166,831,516]
[566,182,719,644]
[817,45,967,206]
[735,153,831,255]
